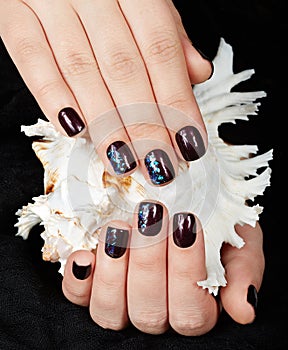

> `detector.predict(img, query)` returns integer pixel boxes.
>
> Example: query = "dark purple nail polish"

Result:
[105,226,129,259]
[175,126,206,161]
[247,285,258,312]
[58,107,85,137]
[138,202,163,236]
[144,149,175,185]
[72,261,92,280]
[107,141,137,175]
[173,213,197,248]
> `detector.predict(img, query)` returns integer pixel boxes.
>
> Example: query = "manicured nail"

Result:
[175,126,206,161]
[72,261,92,280]
[144,149,175,185]
[105,226,129,258]
[247,285,258,312]
[194,47,214,80]
[107,141,137,175]
[138,202,163,236]
[173,213,197,248]
[58,107,85,137]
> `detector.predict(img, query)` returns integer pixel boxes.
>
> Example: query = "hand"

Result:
[62,201,264,336]
[0,0,213,186]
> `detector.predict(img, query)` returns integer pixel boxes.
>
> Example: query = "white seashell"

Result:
[15,38,273,295]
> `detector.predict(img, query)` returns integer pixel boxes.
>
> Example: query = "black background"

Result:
[0,1,286,349]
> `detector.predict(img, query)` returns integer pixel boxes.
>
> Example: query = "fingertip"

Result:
[62,250,95,307]
[220,283,258,325]
[181,37,214,84]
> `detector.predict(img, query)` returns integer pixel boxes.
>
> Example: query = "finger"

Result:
[166,0,214,84]
[119,0,208,162]
[168,212,219,336]
[89,221,130,331]
[23,0,138,178]
[127,201,169,334]
[62,250,95,307]
[0,0,86,137]
[74,0,177,186]
[220,222,265,324]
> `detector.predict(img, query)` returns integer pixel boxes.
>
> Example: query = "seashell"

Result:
[15,38,273,295]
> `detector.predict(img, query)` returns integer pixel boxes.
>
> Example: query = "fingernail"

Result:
[58,107,85,137]
[173,213,197,248]
[105,226,129,259]
[194,47,214,80]
[247,285,258,312]
[72,261,92,280]
[145,149,175,185]
[107,141,137,175]
[175,126,206,161]
[138,202,163,236]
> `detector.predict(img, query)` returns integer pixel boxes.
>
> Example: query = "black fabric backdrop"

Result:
[0,1,286,349]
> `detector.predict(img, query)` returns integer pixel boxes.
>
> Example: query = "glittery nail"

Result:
[58,107,85,137]
[107,141,137,175]
[105,226,129,258]
[175,126,206,161]
[138,202,163,236]
[173,213,197,248]
[144,149,175,185]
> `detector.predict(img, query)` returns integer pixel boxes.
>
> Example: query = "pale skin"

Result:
[0,0,265,336]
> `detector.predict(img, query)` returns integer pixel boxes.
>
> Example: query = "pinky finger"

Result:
[166,0,214,83]
[0,1,86,137]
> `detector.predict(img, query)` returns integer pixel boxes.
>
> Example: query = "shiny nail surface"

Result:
[105,226,129,259]
[247,285,258,311]
[72,261,92,280]
[138,202,163,236]
[144,149,175,185]
[58,107,85,137]
[175,126,206,161]
[173,213,197,248]
[107,141,137,175]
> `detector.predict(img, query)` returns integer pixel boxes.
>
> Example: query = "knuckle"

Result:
[132,256,163,273]
[15,36,46,63]
[91,294,119,313]
[62,51,97,77]
[97,272,123,291]
[145,29,180,64]
[90,313,126,331]
[36,79,62,99]
[172,318,206,336]
[62,285,90,307]
[161,91,189,111]
[103,49,140,81]
[171,311,209,336]
[128,122,165,140]
[132,313,167,334]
